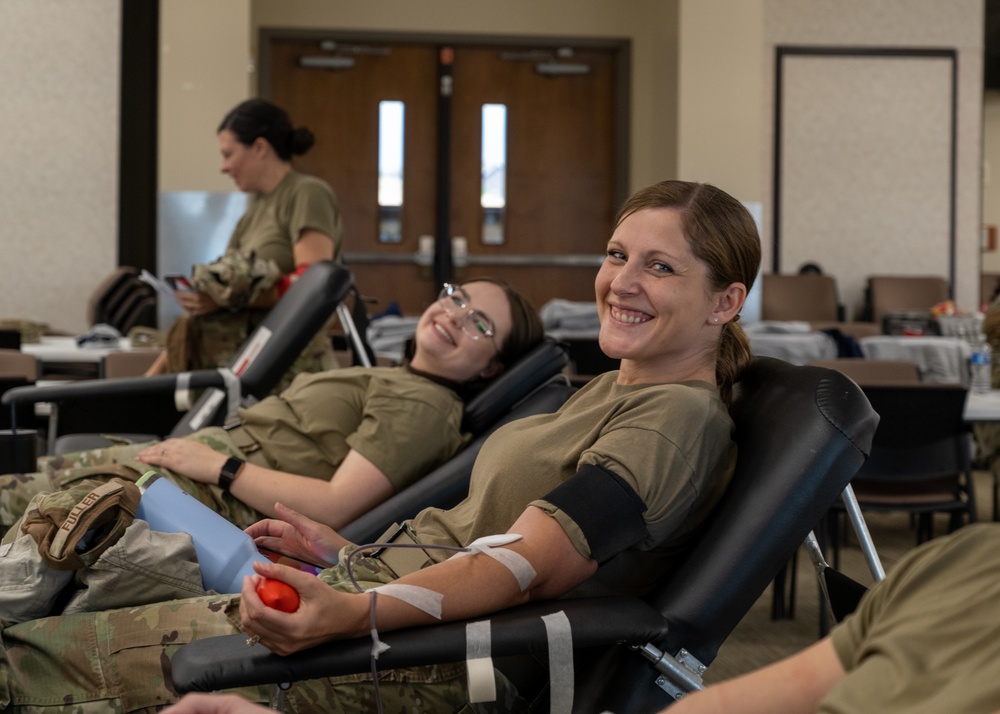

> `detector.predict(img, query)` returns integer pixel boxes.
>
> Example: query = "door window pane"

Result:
[481,103,507,245]
[378,100,404,242]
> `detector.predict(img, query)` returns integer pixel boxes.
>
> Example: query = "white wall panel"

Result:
[778,52,954,317]
[0,0,120,334]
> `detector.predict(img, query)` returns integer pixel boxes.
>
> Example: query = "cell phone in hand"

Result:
[257,547,324,575]
[164,274,194,292]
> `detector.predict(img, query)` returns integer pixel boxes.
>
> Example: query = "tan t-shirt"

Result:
[825,523,1000,713]
[228,170,343,272]
[237,367,469,491]
[411,371,736,595]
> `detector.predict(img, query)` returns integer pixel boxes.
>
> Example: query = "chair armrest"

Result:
[172,596,670,694]
[0,371,229,409]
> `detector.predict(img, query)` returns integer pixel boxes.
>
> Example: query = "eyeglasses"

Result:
[438,283,499,352]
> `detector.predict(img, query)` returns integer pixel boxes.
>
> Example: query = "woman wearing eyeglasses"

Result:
[0,279,544,533]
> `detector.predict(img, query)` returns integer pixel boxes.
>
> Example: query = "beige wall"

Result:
[159,0,683,194]
[676,0,766,203]
[159,0,253,191]
[0,0,120,333]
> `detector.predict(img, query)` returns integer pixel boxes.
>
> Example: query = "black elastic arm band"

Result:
[542,463,648,563]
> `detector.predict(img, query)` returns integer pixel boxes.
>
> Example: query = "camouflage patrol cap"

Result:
[192,250,282,312]
[14,478,140,571]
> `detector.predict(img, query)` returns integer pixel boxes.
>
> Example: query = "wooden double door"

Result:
[263,33,626,316]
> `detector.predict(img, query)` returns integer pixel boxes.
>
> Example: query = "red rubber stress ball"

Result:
[256,578,300,613]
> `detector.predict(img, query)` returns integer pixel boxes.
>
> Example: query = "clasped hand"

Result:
[241,504,361,655]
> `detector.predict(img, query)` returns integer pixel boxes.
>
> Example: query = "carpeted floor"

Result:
[702,469,996,685]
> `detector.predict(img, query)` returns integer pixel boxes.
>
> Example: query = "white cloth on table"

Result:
[366,315,419,364]
[860,336,971,385]
[745,320,814,335]
[747,330,838,365]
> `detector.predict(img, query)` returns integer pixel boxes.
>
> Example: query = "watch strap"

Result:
[218,456,245,492]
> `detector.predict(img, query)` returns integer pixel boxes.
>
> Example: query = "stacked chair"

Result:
[87,266,159,334]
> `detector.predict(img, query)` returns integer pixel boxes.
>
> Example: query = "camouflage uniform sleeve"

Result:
[191,252,282,311]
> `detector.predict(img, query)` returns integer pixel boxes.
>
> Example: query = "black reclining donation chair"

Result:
[2,261,354,453]
[171,356,881,713]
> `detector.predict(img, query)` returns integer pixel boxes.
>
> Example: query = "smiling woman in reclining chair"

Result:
[0,180,761,713]
[0,278,543,533]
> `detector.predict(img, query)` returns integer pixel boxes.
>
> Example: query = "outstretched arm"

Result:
[138,440,394,529]
[666,638,846,714]
[239,504,598,656]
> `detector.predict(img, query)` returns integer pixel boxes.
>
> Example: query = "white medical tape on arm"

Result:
[542,611,574,714]
[217,368,241,421]
[173,372,192,412]
[453,534,537,592]
[368,592,391,659]
[371,583,444,619]
[465,620,497,703]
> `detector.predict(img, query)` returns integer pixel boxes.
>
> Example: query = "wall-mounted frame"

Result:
[772,46,957,308]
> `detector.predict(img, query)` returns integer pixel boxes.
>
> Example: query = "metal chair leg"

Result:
[840,484,886,582]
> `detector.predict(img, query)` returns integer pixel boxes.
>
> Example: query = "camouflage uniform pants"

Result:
[0,547,527,713]
[0,427,266,534]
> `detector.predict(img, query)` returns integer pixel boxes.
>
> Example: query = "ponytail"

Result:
[716,318,753,406]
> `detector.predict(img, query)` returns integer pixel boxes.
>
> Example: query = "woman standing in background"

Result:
[146,98,342,392]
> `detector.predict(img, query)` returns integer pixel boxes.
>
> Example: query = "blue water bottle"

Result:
[135,471,268,593]
[971,336,993,395]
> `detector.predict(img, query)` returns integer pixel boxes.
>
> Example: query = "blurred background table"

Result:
[860,335,970,385]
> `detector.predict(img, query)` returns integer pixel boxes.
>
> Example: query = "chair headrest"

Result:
[461,337,569,435]
[652,356,878,664]
[237,261,353,396]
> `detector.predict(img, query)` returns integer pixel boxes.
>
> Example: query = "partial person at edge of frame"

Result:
[145,98,342,393]
[0,278,543,533]
[0,178,761,712]
[665,522,1000,714]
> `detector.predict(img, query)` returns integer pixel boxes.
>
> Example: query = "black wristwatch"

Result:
[218,457,246,492]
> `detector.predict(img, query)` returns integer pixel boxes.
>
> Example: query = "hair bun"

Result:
[289,126,315,155]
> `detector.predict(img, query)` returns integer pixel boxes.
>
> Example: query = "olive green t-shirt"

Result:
[237,367,469,491]
[411,371,736,596]
[825,523,1000,713]
[227,170,343,272]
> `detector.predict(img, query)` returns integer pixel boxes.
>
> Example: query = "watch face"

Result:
[220,457,244,490]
